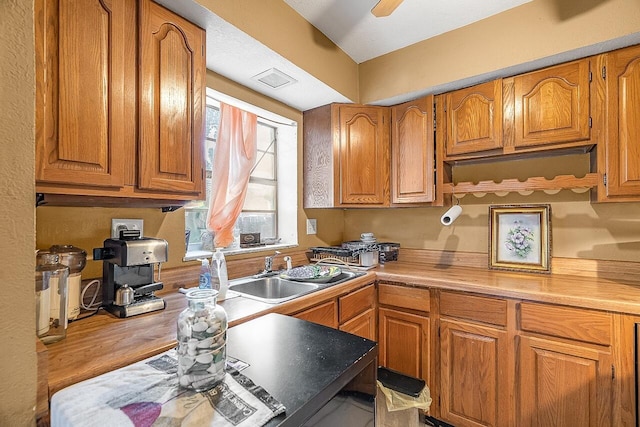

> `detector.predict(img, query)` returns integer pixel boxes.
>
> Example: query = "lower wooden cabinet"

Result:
[295,300,338,328]
[379,306,430,382]
[517,335,614,427]
[439,318,509,427]
[378,283,430,384]
[516,301,615,427]
[438,291,510,427]
[293,281,635,427]
[340,308,376,340]
[293,283,376,340]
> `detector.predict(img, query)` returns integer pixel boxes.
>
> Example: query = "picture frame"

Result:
[489,204,551,273]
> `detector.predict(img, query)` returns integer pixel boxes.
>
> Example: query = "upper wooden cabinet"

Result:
[442,59,593,161]
[35,0,134,188]
[601,44,640,199]
[443,79,503,157]
[35,0,205,202]
[303,104,390,207]
[512,59,592,149]
[391,95,436,204]
[139,0,205,195]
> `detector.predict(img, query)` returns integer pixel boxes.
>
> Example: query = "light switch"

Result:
[306,219,317,235]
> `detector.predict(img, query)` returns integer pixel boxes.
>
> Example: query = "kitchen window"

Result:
[184,89,298,260]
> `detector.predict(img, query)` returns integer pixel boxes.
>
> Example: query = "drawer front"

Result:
[378,283,430,312]
[339,284,375,323]
[295,300,338,329]
[519,302,612,345]
[440,291,508,327]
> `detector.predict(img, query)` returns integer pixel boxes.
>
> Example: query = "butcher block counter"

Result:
[374,260,640,315]
[41,251,640,424]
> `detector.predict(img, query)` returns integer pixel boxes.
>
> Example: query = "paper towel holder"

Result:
[441,196,462,226]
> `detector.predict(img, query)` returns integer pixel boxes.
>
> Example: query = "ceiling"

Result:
[282,0,532,64]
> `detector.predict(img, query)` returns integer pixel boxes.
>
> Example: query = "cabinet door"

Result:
[439,318,509,427]
[518,335,614,427]
[295,300,338,329]
[35,0,134,187]
[391,96,435,204]
[514,59,591,148]
[445,80,503,157]
[340,308,376,341]
[378,307,429,383]
[139,0,205,195]
[604,44,640,198]
[338,105,390,205]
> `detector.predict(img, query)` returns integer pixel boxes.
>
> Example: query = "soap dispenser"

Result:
[198,258,212,289]
[211,248,228,301]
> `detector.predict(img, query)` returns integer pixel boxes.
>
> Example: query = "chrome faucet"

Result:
[262,251,281,275]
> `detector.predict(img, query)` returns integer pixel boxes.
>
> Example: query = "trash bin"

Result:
[376,367,432,427]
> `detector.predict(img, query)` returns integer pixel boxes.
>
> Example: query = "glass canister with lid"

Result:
[48,244,86,320]
[35,251,69,344]
[177,288,228,391]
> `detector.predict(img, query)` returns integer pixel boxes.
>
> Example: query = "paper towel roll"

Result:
[441,205,462,226]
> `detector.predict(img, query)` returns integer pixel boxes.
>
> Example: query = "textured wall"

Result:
[343,155,640,262]
[0,0,37,424]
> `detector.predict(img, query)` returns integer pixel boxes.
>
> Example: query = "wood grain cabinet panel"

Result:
[36,0,133,188]
[339,284,375,323]
[303,103,390,207]
[295,300,338,329]
[338,284,376,341]
[444,80,503,157]
[391,95,435,204]
[603,44,640,199]
[378,307,430,383]
[513,59,591,148]
[339,308,376,341]
[338,105,390,205]
[439,318,509,427]
[139,0,205,195]
[517,336,614,427]
[440,291,507,327]
[519,301,612,346]
[517,302,615,427]
[378,283,430,312]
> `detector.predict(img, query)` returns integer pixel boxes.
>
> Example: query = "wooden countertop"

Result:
[375,261,640,315]
[45,259,640,405]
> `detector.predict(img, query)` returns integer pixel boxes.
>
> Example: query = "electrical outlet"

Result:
[306,218,317,235]
[111,219,144,238]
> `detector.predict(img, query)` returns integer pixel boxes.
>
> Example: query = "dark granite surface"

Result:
[227,313,378,427]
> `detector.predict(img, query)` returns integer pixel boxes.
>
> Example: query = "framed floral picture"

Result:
[489,205,551,273]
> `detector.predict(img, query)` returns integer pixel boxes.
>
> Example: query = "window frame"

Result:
[184,89,298,260]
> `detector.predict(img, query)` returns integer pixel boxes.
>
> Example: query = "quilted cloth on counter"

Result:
[50,349,285,427]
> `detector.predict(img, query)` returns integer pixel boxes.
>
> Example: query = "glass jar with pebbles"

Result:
[177,289,228,391]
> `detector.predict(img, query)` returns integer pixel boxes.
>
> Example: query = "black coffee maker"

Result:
[93,230,168,318]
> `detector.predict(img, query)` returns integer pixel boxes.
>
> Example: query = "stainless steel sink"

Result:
[228,269,364,304]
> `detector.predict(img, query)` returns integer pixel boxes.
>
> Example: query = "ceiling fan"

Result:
[371,0,404,17]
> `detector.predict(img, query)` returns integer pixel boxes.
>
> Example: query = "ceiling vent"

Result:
[252,68,297,89]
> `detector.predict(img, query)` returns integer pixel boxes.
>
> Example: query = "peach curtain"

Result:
[206,103,257,248]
